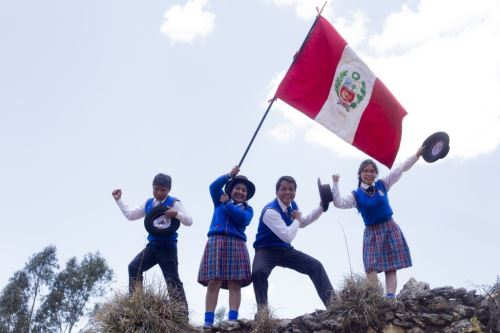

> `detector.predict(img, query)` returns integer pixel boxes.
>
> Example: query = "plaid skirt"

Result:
[198,234,252,289]
[363,219,412,273]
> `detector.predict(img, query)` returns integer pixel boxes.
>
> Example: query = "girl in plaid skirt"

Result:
[198,166,255,328]
[331,146,424,298]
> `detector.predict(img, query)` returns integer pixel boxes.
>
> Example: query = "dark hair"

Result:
[275,176,297,192]
[357,159,378,187]
[152,173,172,189]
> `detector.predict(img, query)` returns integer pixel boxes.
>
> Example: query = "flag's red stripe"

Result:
[352,79,407,168]
[275,17,347,118]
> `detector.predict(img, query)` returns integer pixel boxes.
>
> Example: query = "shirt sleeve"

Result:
[115,199,146,221]
[172,200,193,226]
[331,183,357,209]
[381,154,419,191]
[209,174,230,205]
[298,205,323,228]
[262,208,299,244]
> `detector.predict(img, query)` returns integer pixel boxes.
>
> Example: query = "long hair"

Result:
[357,159,378,187]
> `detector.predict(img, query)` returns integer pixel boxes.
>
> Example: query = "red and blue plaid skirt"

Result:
[363,219,412,273]
[198,235,252,289]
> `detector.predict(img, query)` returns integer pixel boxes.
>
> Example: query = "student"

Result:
[330,146,424,298]
[198,166,255,328]
[112,173,192,316]
[252,176,334,315]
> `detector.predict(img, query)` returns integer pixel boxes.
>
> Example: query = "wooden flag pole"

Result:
[237,2,328,168]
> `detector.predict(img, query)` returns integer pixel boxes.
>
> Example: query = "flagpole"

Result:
[237,2,328,168]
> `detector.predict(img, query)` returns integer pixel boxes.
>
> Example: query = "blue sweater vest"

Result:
[254,199,298,249]
[352,180,393,226]
[145,196,179,247]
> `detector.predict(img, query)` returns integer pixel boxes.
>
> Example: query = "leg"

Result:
[205,280,222,312]
[227,281,241,320]
[281,248,334,307]
[385,270,397,296]
[366,271,379,287]
[128,245,157,294]
[157,247,188,314]
[252,249,277,310]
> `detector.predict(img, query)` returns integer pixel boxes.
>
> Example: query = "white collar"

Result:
[276,198,291,212]
[360,182,375,189]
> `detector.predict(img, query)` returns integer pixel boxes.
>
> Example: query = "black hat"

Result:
[144,204,180,236]
[224,175,256,200]
[422,132,450,163]
[317,178,333,212]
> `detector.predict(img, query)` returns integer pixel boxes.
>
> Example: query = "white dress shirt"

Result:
[262,198,323,244]
[332,154,419,209]
[115,197,193,226]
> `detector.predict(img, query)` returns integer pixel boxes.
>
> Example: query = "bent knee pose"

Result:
[112,173,192,316]
[252,176,335,314]
[198,166,255,328]
[331,146,424,298]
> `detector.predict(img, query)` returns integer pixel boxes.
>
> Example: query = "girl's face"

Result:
[276,181,296,206]
[231,183,248,203]
[360,164,378,185]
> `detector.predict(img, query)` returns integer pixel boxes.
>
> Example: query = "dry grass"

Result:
[88,282,193,333]
[328,274,388,333]
[251,306,278,333]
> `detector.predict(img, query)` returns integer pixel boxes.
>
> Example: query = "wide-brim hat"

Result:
[317,178,333,212]
[422,131,450,163]
[224,175,256,200]
[144,204,180,236]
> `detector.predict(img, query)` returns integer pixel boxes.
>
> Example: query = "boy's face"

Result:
[276,180,296,206]
[153,185,170,201]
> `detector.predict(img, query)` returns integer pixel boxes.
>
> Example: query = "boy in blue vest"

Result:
[112,173,192,316]
[252,176,334,314]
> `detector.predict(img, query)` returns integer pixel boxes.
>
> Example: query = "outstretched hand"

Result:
[416,145,425,158]
[165,208,178,219]
[112,189,122,201]
[229,165,240,177]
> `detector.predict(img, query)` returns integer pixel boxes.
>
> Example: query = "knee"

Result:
[207,280,222,291]
[227,281,241,292]
[128,262,138,276]
[252,268,270,282]
[307,258,324,274]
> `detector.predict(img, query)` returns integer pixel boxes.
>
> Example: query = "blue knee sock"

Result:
[386,292,395,299]
[228,310,238,321]
[204,312,214,326]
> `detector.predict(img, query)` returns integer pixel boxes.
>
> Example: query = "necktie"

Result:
[366,185,375,195]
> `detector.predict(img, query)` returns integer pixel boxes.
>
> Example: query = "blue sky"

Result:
[1,0,499,324]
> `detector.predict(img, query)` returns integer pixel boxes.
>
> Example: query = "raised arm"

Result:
[381,146,423,190]
[297,205,323,228]
[209,166,239,205]
[112,189,146,221]
[331,176,356,209]
[262,209,299,244]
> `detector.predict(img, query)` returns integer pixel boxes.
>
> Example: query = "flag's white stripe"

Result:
[315,46,377,143]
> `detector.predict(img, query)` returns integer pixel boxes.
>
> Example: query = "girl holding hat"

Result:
[198,166,255,328]
[330,146,424,299]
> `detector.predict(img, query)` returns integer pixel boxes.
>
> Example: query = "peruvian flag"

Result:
[275,16,406,168]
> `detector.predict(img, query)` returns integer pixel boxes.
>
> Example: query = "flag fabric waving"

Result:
[275,16,406,168]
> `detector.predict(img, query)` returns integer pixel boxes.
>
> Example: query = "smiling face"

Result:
[230,183,248,203]
[360,163,378,185]
[153,185,170,202]
[276,180,296,206]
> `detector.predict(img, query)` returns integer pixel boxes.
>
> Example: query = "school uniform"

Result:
[197,174,254,289]
[115,195,192,310]
[331,155,418,273]
[252,198,334,308]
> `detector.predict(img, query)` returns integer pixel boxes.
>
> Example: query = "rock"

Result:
[420,313,447,326]
[407,328,425,333]
[453,304,475,318]
[431,286,455,298]
[392,318,413,328]
[443,318,482,333]
[383,323,406,333]
[428,296,451,312]
[398,278,430,300]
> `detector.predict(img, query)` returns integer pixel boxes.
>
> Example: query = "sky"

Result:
[1,0,499,325]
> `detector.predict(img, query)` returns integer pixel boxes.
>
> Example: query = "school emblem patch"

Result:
[334,70,366,112]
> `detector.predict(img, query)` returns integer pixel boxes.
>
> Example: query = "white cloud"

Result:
[160,0,215,44]
[271,0,334,21]
[267,0,500,162]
